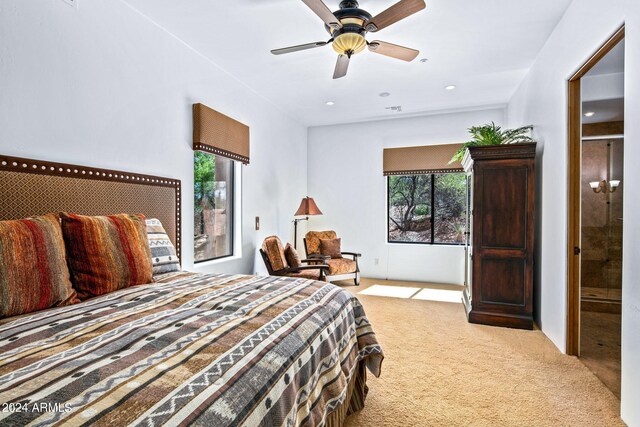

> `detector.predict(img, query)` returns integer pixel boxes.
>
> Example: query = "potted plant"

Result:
[450,122,534,164]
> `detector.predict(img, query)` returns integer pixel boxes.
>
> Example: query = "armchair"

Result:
[260,235,330,281]
[304,230,361,286]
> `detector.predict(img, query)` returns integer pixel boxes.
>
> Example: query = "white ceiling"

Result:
[582,98,624,124]
[124,0,573,126]
[582,39,624,124]
[588,40,625,76]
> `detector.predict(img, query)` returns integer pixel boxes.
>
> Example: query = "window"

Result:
[388,173,467,245]
[194,152,235,262]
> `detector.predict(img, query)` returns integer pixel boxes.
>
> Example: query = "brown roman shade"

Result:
[383,143,464,176]
[193,103,250,164]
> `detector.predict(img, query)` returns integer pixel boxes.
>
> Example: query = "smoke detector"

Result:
[385,106,403,113]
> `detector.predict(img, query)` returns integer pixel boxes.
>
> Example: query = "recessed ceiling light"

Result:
[445,85,457,90]
[325,101,335,106]
[584,111,595,117]
[379,92,391,97]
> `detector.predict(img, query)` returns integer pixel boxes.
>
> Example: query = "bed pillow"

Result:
[284,243,302,269]
[145,218,181,275]
[61,213,153,300]
[319,238,343,259]
[0,214,79,318]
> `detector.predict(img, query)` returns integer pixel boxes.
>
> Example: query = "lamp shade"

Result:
[295,197,322,216]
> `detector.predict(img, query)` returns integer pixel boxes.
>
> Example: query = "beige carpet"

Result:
[334,278,624,427]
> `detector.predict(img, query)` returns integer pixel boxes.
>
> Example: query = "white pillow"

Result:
[146,218,181,275]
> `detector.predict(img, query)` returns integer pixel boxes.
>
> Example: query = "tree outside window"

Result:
[388,173,467,245]
[194,152,234,262]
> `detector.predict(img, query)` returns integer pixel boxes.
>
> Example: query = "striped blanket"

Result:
[0,273,383,427]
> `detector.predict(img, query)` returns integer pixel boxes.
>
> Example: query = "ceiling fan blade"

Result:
[301,0,343,30]
[271,41,328,55]
[368,40,419,62]
[364,0,426,32]
[333,54,350,79]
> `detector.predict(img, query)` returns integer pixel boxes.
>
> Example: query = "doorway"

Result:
[567,26,624,399]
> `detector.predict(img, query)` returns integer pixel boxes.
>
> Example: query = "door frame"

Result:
[566,25,625,356]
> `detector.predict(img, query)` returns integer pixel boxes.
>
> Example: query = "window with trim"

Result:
[388,173,467,245]
[194,152,235,262]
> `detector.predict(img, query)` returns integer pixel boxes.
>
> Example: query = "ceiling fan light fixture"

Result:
[337,17,366,27]
[332,32,367,55]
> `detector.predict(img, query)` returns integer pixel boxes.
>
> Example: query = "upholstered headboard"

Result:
[0,154,182,260]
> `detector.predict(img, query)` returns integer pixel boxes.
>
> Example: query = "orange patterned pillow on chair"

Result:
[319,238,343,259]
[305,230,338,256]
[0,214,79,318]
[61,213,153,300]
[284,243,302,269]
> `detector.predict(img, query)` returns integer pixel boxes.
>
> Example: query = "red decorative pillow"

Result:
[284,243,302,269]
[61,213,153,300]
[0,214,79,319]
[319,238,343,259]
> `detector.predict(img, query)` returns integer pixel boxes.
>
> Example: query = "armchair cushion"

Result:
[327,258,357,275]
[284,243,302,269]
[288,269,327,281]
[305,230,338,256]
[320,238,343,259]
[261,236,288,271]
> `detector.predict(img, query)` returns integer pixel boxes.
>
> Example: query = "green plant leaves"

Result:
[449,122,534,163]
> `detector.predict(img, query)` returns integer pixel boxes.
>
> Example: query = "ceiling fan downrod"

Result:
[339,0,360,8]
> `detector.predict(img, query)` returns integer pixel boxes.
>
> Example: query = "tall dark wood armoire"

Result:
[462,143,536,330]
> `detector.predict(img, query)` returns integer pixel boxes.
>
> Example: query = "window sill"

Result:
[193,254,242,268]
[386,242,464,248]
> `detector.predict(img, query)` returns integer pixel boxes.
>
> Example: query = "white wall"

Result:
[307,108,505,285]
[0,0,307,276]
[507,0,639,424]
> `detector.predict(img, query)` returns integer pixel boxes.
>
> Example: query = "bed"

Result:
[0,155,383,426]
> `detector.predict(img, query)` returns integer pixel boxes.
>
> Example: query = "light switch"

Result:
[255,216,260,231]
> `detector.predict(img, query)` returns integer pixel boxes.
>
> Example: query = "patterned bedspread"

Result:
[0,273,383,427]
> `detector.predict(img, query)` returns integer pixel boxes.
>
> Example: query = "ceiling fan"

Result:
[271,0,426,79]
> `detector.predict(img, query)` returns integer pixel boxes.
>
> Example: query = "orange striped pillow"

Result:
[0,214,79,319]
[61,213,153,300]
